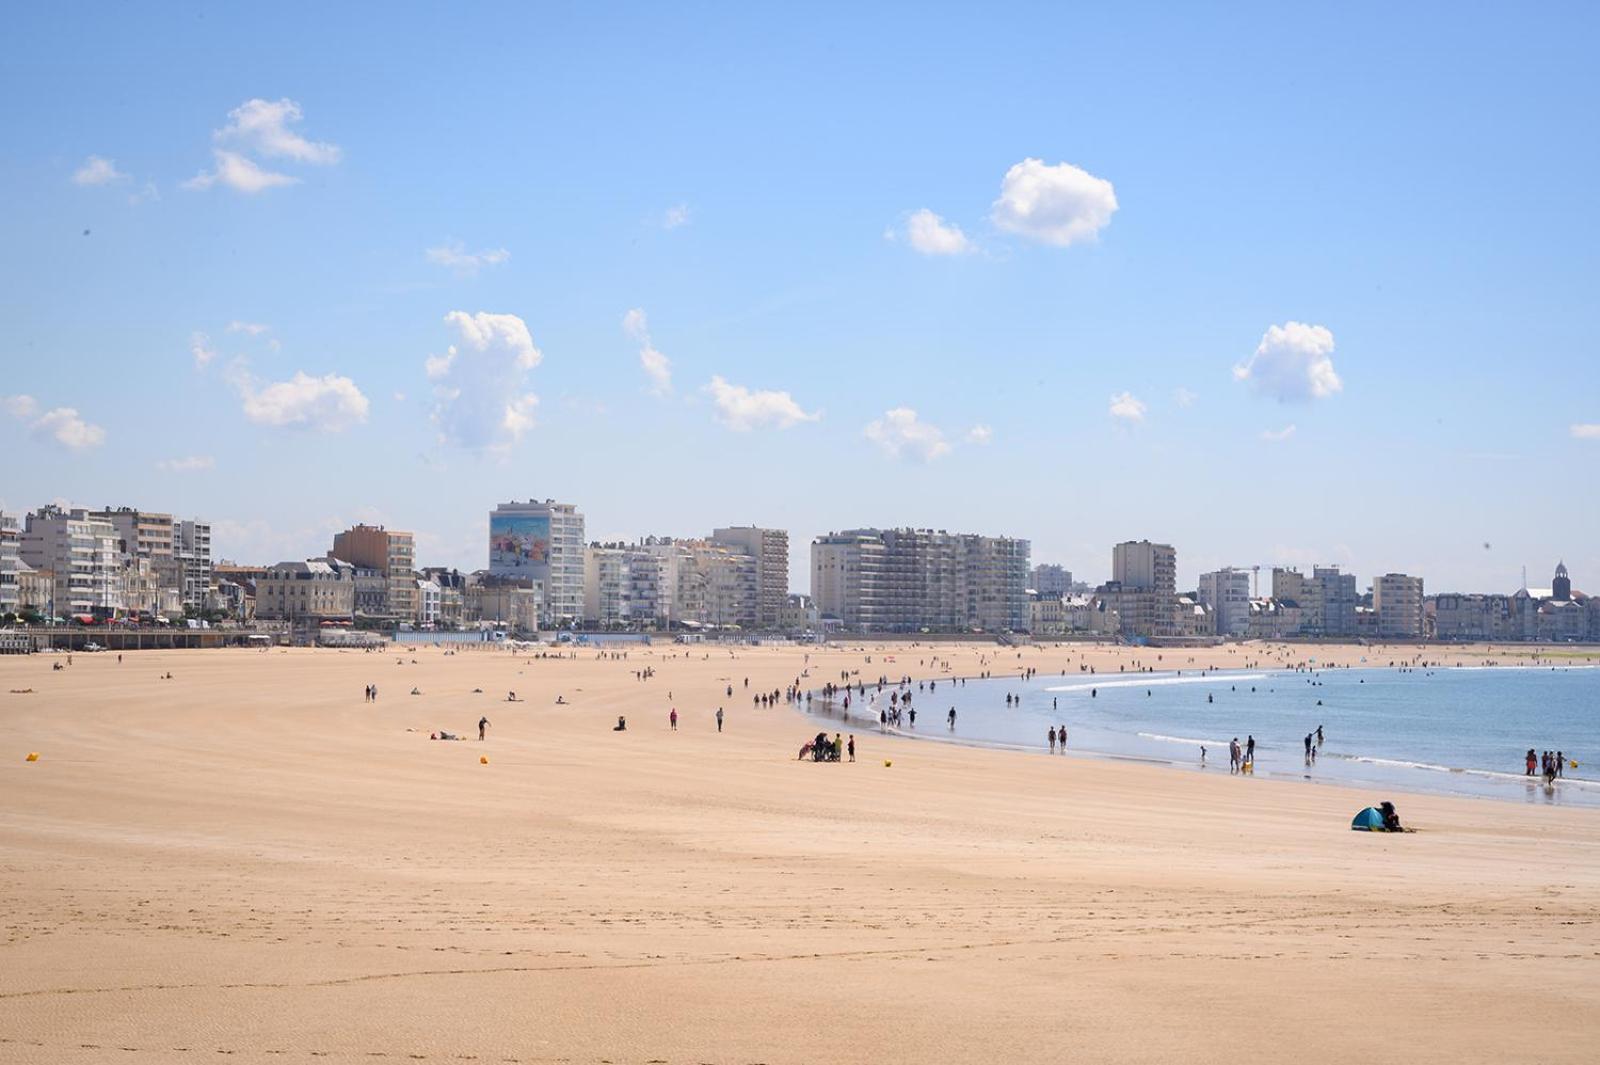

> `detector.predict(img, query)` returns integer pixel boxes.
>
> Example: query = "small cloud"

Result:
[705,376,819,431]
[892,208,974,256]
[1174,387,1197,408]
[157,455,215,472]
[238,371,369,432]
[1571,424,1600,440]
[30,407,107,451]
[2,394,38,419]
[1260,424,1297,442]
[662,203,691,229]
[71,155,125,186]
[1108,391,1146,423]
[864,407,951,461]
[622,308,673,395]
[226,321,270,336]
[426,242,511,275]
[992,158,1118,247]
[1234,321,1342,402]
[184,98,339,194]
[190,331,216,369]
[965,423,993,445]
[128,181,160,205]
[393,390,407,402]
[183,150,299,194]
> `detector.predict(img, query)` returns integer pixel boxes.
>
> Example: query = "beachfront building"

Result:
[1197,567,1252,637]
[1372,573,1425,638]
[1090,540,1179,638]
[779,593,820,632]
[1270,565,1358,637]
[330,524,416,622]
[583,545,634,627]
[489,500,585,625]
[416,577,442,627]
[1031,564,1073,598]
[418,567,466,627]
[175,520,213,610]
[0,512,19,615]
[1246,597,1304,639]
[810,528,1030,633]
[464,572,543,634]
[710,526,789,628]
[89,508,212,611]
[253,559,356,622]
[1112,540,1176,597]
[19,506,124,618]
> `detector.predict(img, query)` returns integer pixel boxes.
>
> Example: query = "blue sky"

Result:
[3,3,1597,595]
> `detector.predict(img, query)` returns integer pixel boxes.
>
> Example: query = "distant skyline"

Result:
[2,4,1596,595]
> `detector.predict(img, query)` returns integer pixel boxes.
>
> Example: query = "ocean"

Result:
[806,664,1600,807]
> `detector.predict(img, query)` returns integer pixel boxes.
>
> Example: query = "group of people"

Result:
[363,683,378,701]
[799,731,855,762]
[1526,748,1568,784]
[1046,725,1068,753]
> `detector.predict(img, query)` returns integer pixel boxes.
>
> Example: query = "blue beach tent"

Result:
[1351,807,1386,831]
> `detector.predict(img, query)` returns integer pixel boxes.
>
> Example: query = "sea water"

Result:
[807,665,1600,807]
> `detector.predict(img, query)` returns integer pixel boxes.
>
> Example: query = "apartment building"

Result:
[810,528,1029,633]
[1197,567,1252,637]
[1112,540,1176,596]
[330,524,416,620]
[19,506,123,616]
[489,500,585,624]
[0,512,19,615]
[253,559,356,621]
[1031,564,1073,597]
[710,526,789,627]
[1271,565,1358,636]
[1372,573,1425,638]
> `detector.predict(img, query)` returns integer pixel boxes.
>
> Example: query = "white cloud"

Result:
[190,331,216,369]
[1234,321,1342,402]
[128,181,160,205]
[157,455,216,472]
[72,155,125,186]
[2,394,38,418]
[183,150,299,193]
[1570,424,1600,440]
[966,423,993,444]
[662,203,692,229]
[1261,424,1298,442]
[215,98,340,164]
[426,242,511,275]
[239,371,369,431]
[427,311,543,452]
[622,308,673,395]
[30,407,106,451]
[227,320,270,336]
[705,376,819,432]
[992,158,1118,247]
[864,407,951,461]
[897,208,974,256]
[1108,391,1146,423]
[1174,387,1197,408]
[184,98,338,194]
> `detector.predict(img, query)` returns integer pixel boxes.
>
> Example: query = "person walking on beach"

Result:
[1229,737,1242,774]
[1048,726,1057,753]
[847,735,856,762]
[669,707,678,731]
[1304,733,1314,765]
[1246,735,1256,764]
[478,716,490,741]
[1057,725,1067,752]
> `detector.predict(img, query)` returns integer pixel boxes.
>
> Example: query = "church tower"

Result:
[1553,561,1571,601]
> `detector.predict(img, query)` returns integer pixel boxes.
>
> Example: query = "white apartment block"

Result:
[1197,567,1252,637]
[710,526,789,627]
[19,507,123,616]
[489,500,585,624]
[1031,563,1072,597]
[1372,572,1424,638]
[811,528,1029,633]
[0,512,19,614]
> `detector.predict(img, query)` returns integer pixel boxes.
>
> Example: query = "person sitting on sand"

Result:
[411,687,421,695]
[555,695,567,704]
[1379,801,1402,831]
[613,715,627,731]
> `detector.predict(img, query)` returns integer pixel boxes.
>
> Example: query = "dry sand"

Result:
[1,640,1597,1064]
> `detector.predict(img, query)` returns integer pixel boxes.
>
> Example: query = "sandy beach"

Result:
[2,640,1597,1064]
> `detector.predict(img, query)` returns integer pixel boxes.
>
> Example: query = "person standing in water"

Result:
[1316,724,1324,748]
[1048,726,1057,753]
[947,707,957,730]
[1246,735,1256,764]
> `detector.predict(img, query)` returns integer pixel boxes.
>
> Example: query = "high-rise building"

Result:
[1031,564,1072,597]
[1112,540,1176,596]
[0,512,19,615]
[19,506,123,616]
[1198,567,1252,637]
[810,528,1029,633]
[175,520,213,610]
[1312,566,1358,636]
[330,524,416,620]
[710,526,789,627]
[488,500,585,624]
[1372,573,1424,638]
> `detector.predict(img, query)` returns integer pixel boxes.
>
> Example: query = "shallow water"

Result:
[804,664,1600,807]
